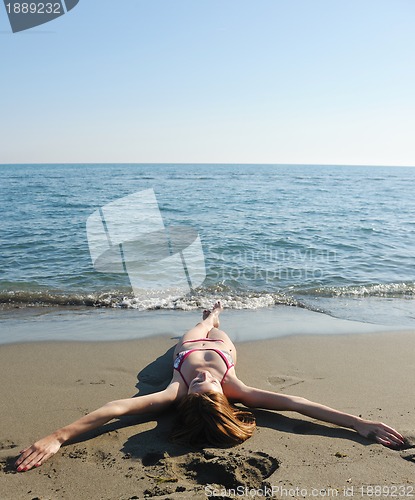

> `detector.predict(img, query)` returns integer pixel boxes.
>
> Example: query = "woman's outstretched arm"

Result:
[236,385,405,448]
[15,383,179,472]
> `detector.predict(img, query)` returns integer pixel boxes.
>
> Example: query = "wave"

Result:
[1,282,413,312]
[0,285,311,312]
[0,290,122,308]
[299,282,415,298]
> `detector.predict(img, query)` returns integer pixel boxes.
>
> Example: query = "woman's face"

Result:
[187,370,223,395]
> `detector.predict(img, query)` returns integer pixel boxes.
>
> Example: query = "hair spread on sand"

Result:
[171,392,256,447]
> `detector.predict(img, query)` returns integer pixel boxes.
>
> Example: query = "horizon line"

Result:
[1,162,415,168]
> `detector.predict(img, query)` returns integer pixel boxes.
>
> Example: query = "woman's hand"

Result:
[353,418,405,448]
[15,434,62,472]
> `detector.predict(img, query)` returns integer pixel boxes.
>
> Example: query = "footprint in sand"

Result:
[142,449,279,492]
[267,375,305,390]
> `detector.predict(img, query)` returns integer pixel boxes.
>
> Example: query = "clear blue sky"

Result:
[1,0,415,166]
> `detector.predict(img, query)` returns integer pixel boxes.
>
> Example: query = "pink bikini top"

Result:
[173,338,235,388]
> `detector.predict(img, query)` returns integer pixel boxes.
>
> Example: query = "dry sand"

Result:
[0,310,414,499]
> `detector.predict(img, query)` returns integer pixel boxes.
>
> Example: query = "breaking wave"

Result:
[1,282,413,315]
[0,285,308,311]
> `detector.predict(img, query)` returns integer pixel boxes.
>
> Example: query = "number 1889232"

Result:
[360,485,414,497]
[5,3,63,15]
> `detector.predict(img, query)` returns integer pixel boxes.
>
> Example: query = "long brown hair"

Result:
[171,392,256,447]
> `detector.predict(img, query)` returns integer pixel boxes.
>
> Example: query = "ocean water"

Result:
[1,164,415,329]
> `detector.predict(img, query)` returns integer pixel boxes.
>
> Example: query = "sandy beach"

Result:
[0,309,414,499]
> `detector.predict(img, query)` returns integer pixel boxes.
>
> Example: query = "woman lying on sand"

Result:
[16,301,405,472]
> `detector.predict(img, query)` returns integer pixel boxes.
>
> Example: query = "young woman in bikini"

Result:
[15,301,405,472]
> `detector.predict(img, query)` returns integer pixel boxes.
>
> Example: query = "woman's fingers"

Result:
[16,448,40,471]
[378,424,405,446]
[376,435,392,447]
[22,452,47,471]
[17,449,50,471]
[369,423,405,448]
[16,437,61,471]
[381,422,404,438]
[357,419,406,449]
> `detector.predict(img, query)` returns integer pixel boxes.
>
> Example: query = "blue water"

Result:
[1,164,415,327]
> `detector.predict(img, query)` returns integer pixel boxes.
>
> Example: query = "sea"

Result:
[1,163,415,337]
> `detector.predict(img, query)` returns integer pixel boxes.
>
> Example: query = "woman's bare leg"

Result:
[176,302,222,344]
[174,302,238,360]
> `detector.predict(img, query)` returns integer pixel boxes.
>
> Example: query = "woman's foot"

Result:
[202,309,210,321]
[202,301,223,329]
